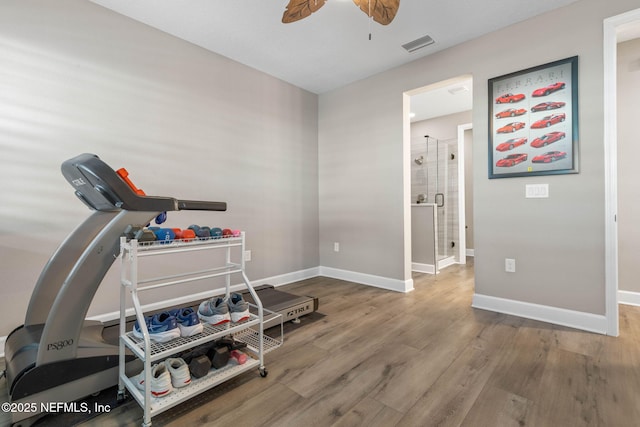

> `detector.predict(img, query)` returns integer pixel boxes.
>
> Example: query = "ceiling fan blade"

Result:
[282,0,327,23]
[352,0,400,25]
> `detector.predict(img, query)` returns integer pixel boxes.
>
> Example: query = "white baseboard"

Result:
[319,266,414,293]
[438,256,456,270]
[472,293,608,335]
[412,262,435,274]
[466,248,475,257]
[618,290,640,306]
[254,267,320,288]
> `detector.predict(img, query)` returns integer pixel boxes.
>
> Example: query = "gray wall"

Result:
[617,38,640,293]
[0,0,319,336]
[319,0,639,316]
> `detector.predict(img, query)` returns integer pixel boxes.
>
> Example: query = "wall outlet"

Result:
[334,242,340,252]
[244,250,252,261]
[505,258,516,273]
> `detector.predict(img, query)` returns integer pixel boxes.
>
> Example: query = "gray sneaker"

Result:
[229,293,250,322]
[198,297,230,325]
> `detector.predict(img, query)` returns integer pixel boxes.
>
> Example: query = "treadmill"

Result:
[4,153,227,426]
[3,153,318,426]
[243,285,319,330]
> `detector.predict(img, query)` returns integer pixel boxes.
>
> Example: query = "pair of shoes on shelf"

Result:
[132,357,191,397]
[133,307,203,342]
[133,312,181,343]
[198,293,250,325]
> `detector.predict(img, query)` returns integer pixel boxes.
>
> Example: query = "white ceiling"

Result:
[90,0,582,96]
[409,76,472,123]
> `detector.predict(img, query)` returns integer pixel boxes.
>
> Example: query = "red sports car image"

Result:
[532,151,567,163]
[495,93,526,103]
[530,131,566,148]
[531,113,565,129]
[496,137,527,152]
[497,122,526,133]
[495,108,527,119]
[496,153,528,167]
[531,101,566,112]
[532,82,566,97]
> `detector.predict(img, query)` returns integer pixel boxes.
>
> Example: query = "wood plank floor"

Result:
[3,258,640,426]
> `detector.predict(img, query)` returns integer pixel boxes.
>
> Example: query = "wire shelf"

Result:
[122,314,261,361]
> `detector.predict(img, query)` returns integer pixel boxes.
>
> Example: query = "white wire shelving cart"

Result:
[117,232,282,427]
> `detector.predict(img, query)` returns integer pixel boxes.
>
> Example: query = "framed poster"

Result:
[488,56,579,179]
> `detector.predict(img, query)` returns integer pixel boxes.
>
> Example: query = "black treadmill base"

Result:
[242,285,319,325]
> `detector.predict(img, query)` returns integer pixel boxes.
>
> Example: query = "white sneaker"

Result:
[198,297,231,325]
[165,357,192,388]
[228,293,250,323]
[133,363,173,397]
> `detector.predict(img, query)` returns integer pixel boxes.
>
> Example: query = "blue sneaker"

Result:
[168,307,203,337]
[133,311,181,343]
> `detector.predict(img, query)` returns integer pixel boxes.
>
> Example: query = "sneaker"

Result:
[133,363,173,397]
[198,297,231,325]
[133,312,181,343]
[228,293,250,323]
[168,307,203,337]
[164,357,192,388]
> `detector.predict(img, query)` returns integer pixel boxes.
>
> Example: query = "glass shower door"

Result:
[423,136,459,271]
[411,135,460,273]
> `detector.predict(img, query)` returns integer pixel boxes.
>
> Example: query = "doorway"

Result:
[603,7,640,337]
[405,76,472,275]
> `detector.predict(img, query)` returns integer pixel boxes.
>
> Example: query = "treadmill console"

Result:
[61,153,226,212]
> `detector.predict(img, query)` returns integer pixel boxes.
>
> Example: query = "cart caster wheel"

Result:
[259,367,268,378]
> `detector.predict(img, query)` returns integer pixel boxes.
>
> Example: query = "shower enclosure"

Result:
[411,135,460,272]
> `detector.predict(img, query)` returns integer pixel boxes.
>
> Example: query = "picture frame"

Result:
[488,56,579,179]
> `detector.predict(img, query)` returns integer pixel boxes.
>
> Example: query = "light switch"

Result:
[525,184,549,198]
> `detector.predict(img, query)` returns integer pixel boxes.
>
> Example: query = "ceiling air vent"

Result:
[402,35,435,53]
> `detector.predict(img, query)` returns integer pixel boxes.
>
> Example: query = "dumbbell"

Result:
[136,229,157,244]
[153,228,175,244]
[173,228,196,241]
[207,346,230,369]
[188,225,212,239]
[123,224,143,241]
[209,227,223,239]
[222,228,233,238]
[188,355,211,378]
[123,225,158,244]
[229,350,247,365]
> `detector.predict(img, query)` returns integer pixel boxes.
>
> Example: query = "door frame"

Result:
[457,123,472,264]
[603,7,640,336]
[404,75,472,278]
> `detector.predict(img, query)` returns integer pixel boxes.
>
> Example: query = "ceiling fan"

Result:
[282,0,400,25]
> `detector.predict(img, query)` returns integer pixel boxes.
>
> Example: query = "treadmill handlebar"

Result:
[177,200,227,211]
[62,153,227,212]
